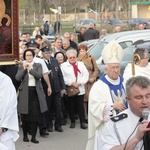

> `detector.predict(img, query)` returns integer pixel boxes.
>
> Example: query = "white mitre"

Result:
[102,40,124,64]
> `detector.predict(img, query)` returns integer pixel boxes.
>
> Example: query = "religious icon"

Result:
[0,0,19,64]
[0,0,11,27]
[0,0,11,54]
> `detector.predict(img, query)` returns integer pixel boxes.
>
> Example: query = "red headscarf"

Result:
[70,62,81,77]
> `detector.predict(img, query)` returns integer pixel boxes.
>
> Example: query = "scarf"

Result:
[70,62,81,77]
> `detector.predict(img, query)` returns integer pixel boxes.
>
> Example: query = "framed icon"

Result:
[0,0,19,65]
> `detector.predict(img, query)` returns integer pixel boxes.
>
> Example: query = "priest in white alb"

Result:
[86,40,128,150]
[123,48,150,86]
[0,71,19,150]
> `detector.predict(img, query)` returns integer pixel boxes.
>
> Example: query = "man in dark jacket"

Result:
[41,46,66,132]
[54,21,61,34]
[44,21,49,35]
[77,27,86,43]
[62,39,73,51]
[84,23,99,41]
[63,32,78,51]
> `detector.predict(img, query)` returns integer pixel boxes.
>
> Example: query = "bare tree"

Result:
[19,0,130,23]
[67,0,86,20]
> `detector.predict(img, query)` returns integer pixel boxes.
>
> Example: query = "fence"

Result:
[19,11,131,24]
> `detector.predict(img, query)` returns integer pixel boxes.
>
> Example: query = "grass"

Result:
[20,22,78,42]
[20,22,74,35]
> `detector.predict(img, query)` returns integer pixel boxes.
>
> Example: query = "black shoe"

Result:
[55,127,63,132]
[31,138,39,144]
[40,131,49,137]
[80,123,87,129]
[47,127,53,132]
[85,119,88,124]
[74,114,78,120]
[27,131,32,135]
[61,118,67,126]
[23,137,29,142]
[70,122,75,128]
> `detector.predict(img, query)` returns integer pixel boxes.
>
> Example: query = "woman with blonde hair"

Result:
[32,27,40,37]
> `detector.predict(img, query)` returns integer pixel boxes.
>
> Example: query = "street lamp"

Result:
[128,0,131,19]
[116,0,119,18]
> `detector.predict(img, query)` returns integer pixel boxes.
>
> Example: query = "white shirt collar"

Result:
[105,75,120,85]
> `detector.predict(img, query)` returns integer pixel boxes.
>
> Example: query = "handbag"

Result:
[66,86,80,97]
[66,74,80,97]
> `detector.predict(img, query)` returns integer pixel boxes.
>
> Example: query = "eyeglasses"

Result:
[68,56,75,59]
[26,54,33,57]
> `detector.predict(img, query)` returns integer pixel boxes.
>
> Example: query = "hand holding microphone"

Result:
[140,108,150,131]
[124,109,150,150]
[131,109,150,144]
[142,108,150,130]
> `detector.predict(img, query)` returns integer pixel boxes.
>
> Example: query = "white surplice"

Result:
[123,63,150,86]
[0,71,19,150]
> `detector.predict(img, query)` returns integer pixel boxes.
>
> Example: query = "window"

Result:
[119,41,133,49]
[88,41,108,60]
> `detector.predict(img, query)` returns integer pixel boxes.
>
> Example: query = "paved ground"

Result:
[16,120,88,150]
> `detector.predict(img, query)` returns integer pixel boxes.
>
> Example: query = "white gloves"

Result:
[103,104,113,122]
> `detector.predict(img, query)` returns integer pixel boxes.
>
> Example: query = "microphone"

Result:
[142,108,149,120]
[142,109,150,150]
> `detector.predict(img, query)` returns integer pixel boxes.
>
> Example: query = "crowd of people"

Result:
[32,20,62,37]
[0,21,150,150]
[0,21,100,149]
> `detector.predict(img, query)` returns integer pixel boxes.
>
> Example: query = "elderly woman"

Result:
[61,49,89,129]
[54,52,67,125]
[54,51,66,64]
[15,49,47,144]
[78,44,99,123]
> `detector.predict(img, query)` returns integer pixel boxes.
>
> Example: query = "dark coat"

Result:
[40,29,45,35]
[54,21,61,33]
[70,40,78,51]
[77,33,84,43]
[84,28,99,41]
[44,22,49,32]
[42,57,66,94]
[15,63,47,114]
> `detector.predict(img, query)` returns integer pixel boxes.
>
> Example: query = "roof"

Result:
[124,41,150,52]
[130,1,150,5]
[100,29,150,42]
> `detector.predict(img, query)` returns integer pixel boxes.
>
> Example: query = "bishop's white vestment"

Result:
[86,75,127,150]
